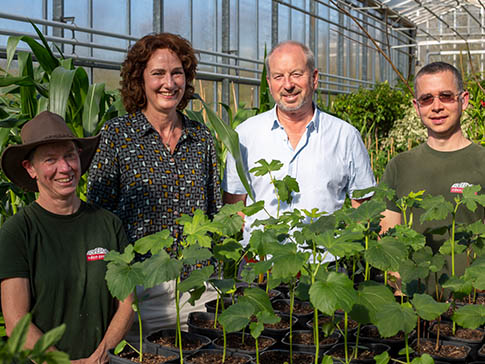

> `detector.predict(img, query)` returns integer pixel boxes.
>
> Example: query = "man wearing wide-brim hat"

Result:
[0,111,133,362]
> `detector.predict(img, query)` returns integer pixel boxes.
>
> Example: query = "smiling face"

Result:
[142,48,186,116]
[22,141,81,202]
[267,43,318,117]
[413,70,469,140]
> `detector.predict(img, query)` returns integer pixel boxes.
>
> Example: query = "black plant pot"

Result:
[260,313,298,345]
[258,349,315,364]
[412,338,471,363]
[272,299,313,330]
[429,321,484,361]
[205,297,235,313]
[212,332,276,357]
[306,313,359,338]
[357,324,416,356]
[324,342,391,363]
[184,348,253,364]
[145,328,211,356]
[281,329,340,353]
[187,311,223,340]
[108,344,179,363]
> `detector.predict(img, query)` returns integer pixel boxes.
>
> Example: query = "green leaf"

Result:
[6,313,31,355]
[180,209,220,247]
[314,230,364,258]
[213,238,243,261]
[208,278,235,295]
[6,36,21,72]
[393,225,426,251]
[239,287,274,314]
[178,266,214,293]
[242,200,265,216]
[104,245,135,265]
[441,276,473,296]
[273,175,300,204]
[461,184,485,212]
[142,252,182,288]
[31,324,66,355]
[133,230,173,255]
[268,243,307,281]
[350,281,395,324]
[309,272,357,315]
[465,261,485,290]
[182,245,212,265]
[420,195,453,223]
[374,351,390,364]
[38,350,71,364]
[82,83,105,136]
[196,95,254,200]
[452,304,485,328]
[114,340,128,355]
[350,199,386,222]
[320,356,334,364]
[411,354,435,364]
[365,237,407,272]
[439,238,467,255]
[249,159,283,176]
[249,229,280,257]
[218,301,254,332]
[49,66,76,119]
[411,294,449,321]
[374,302,417,337]
[105,261,145,300]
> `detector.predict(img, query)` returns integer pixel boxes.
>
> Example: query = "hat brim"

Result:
[1,134,101,192]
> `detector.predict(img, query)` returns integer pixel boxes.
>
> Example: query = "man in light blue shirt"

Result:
[222,40,375,246]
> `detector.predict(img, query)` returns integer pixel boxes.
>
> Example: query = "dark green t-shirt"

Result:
[0,202,128,359]
[381,142,485,253]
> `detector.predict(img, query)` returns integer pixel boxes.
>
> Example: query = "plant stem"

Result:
[255,336,260,364]
[175,277,183,364]
[134,292,143,362]
[404,334,410,363]
[289,281,295,364]
[344,312,349,364]
[222,327,227,363]
[9,190,17,215]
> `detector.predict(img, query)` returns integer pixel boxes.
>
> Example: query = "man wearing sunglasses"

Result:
[380,62,485,288]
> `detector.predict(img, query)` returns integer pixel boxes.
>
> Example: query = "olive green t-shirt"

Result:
[381,142,485,253]
[0,202,128,359]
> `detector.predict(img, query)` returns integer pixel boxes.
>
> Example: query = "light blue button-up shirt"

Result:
[222,106,376,246]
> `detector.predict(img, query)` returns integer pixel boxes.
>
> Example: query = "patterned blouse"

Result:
[87,110,222,256]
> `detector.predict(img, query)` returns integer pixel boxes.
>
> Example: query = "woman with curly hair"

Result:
[87,33,221,335]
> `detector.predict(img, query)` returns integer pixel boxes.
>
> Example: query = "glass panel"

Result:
[92,0,129,62]
[258,0,272,60]
[239,0,257,60]
[130,0,153,38]
[163,0,191,39]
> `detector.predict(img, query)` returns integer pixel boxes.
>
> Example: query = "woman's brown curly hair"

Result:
[120,33,198,113]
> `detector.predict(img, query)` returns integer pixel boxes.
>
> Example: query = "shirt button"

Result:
[170,158,175,162]
[174,211,179,216]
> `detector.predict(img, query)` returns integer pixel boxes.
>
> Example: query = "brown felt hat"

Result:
[1,111,100,192]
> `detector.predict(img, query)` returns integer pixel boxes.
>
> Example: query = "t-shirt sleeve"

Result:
[0,214,29,280]
[347,129,376,199]
[380,158,400,213]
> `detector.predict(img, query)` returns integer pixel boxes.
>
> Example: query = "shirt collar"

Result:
[270,103,320,132]
[134,110,200,141]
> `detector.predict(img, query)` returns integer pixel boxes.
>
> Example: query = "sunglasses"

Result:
[416,91,462,107]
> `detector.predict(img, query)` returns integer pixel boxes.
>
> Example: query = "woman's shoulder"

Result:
[101,111,147,132]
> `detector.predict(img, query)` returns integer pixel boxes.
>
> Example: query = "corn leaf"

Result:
[83,83,105,136]
[49,66,76,119]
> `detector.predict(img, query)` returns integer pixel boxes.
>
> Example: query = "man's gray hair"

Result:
[265,40,315,74]
[414,61,464,93]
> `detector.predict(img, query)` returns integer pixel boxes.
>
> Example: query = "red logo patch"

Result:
[450,182,472,194]
[86,247,109,262]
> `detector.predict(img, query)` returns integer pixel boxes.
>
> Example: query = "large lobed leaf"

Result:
[411,294,449,321]
[365,236,407,272]
[452,304,485,328]
[218,301,254,333]
[374,302,416,337]
[350,281,395,324]
[309,272,357,315]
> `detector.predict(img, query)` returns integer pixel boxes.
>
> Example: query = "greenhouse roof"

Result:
[381,0,483,26]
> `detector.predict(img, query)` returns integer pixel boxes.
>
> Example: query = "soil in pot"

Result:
[282,330,340,352]
[325,343,390,362]
[413,338,470,362]
[109,346,178,364]
[187,311,223,340]
[145,329,211,354]
[430,322,485,342]
[213,332,276,354]
[259,349,315,364]
[185,349,252,364]
[272,299,313,329]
